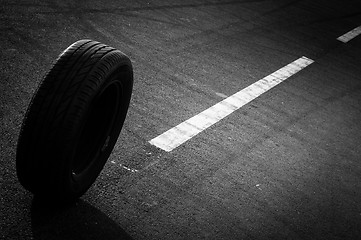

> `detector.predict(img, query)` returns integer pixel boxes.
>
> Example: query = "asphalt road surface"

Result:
[1,0,361,239]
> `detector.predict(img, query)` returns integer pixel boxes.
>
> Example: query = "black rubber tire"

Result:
[16,39,133,203]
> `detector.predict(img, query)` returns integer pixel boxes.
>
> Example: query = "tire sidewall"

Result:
[63,52,133,200]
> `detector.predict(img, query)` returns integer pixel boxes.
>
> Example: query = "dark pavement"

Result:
[1,0,361,239]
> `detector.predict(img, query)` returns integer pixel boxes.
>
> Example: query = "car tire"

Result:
[16,39,133,203]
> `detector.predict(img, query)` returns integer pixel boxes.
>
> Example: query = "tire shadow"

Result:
[31,197,133,240]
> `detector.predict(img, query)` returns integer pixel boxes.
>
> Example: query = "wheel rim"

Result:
[72,80,122,176]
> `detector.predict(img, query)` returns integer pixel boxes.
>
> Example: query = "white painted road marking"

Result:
[337,26,361,43]
[111,160,138,173]
[149,56,314,152]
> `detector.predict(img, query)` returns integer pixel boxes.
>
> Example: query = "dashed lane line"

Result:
[149,56,314,152]
[337,26,361,43]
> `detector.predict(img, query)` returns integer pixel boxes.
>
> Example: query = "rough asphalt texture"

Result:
[1,0,361,239]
